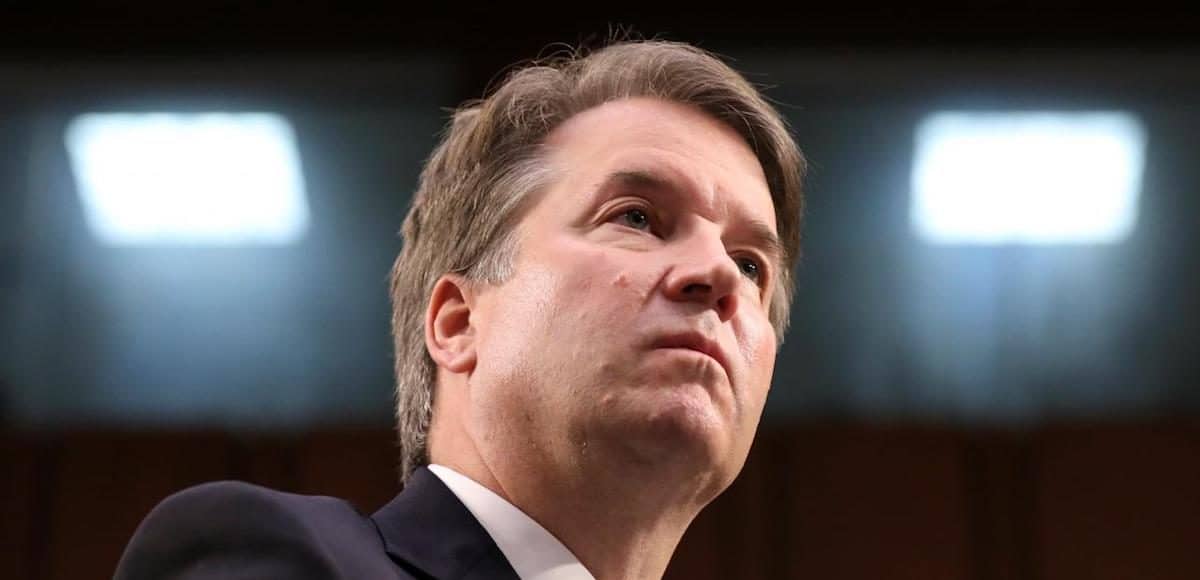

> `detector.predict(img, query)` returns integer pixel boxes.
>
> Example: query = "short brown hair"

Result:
[389,39,806,482]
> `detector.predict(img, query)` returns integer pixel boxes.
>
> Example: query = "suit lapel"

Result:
[371,467,520,580]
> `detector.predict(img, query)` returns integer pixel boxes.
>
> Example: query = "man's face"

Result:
[466,97,780,491]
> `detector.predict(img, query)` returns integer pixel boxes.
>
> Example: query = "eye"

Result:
[734,256,763,283]
[617,208,652,231]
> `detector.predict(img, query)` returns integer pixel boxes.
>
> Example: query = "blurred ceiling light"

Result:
[65,112,310,245]
[910,111,1146,244]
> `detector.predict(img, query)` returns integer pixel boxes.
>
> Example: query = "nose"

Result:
[662,229,740,322]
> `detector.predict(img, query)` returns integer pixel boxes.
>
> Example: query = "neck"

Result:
[432,424,725,579]
[427,380,731,579]
[450,455,715,580]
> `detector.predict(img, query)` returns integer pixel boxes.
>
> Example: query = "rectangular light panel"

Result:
[910,111,1146,244]
[65,112,310,245]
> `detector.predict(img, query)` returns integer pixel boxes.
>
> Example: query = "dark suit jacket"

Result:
[114,467,520,579]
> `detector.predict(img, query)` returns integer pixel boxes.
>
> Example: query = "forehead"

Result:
[542,98,775,228]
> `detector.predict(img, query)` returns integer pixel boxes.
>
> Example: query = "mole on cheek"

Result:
[612,270,652,302]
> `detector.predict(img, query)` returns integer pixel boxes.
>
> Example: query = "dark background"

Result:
[2,3,1199,579]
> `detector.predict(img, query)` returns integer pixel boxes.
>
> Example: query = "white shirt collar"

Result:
[427,464,595,580]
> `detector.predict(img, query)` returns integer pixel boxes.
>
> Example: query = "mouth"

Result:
[650,331,730,379]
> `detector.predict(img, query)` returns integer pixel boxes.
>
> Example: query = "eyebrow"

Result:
[743,220,785,267]
[601,169,785,266]
[606,169,672,192]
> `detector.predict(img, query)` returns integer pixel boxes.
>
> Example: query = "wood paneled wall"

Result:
[3,423,1197,579]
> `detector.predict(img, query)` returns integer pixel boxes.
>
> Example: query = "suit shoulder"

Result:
[115,481,404,579]
[145,480,362,522]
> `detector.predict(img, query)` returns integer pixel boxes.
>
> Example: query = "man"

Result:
[115,38,805,580]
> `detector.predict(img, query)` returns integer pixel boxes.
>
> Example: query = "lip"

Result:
[650,331,730,379]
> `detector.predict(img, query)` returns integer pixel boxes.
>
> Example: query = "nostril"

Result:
[716,294,737,322]
[682,283,711,295]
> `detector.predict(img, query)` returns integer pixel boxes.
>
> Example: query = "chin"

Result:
[615,382,731,471]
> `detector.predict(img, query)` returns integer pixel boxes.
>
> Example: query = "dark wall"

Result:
[757,51,1200,422]
[3,44,1198,427]
[5,424,1200,579]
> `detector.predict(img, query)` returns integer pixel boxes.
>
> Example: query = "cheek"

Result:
[471,269,557,389]
[549,242,656,320]
[735,312,777,398]
[477,244,653,371]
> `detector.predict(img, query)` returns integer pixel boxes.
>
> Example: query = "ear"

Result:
[424,274,478,374]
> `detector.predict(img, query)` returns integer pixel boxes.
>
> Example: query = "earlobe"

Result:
[424,274,477,374]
